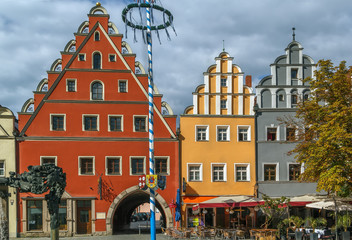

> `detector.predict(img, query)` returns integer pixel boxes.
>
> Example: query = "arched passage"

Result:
[106,186,173,234]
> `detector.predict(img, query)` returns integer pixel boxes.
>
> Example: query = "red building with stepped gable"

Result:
[17,4,178,237]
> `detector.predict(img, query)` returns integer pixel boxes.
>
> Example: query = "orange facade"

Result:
[17,5,178,237]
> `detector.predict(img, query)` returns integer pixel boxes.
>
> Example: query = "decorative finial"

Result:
[292,27,296,41]
[96,2,101,6]
[223,40,225,52]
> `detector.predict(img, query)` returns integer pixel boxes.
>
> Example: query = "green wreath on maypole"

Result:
[121,1,176,43]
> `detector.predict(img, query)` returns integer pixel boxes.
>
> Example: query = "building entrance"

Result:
[76,200,92,234]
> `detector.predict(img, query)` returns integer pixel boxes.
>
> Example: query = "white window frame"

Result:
[90,80,104,100]
[287,162,301,181]
[237,125,251,142]
[94,31,100,41]
[108,115,123,132]
[133,115,148,132]
[262,162,279,181]
[130,156,146,175]
[220,99,227,109]
[50,114,66,131]
[78,53,86,61]
[108,54,116,62]
[118,80,128,93]
[216,125,230,142]
[234,163,250,182]
[265,125,280,141]
[0,160,5,177]
[82,114,99,131]
[211,163,227,182]
[154,156,170,175]
[105,156,122,176]
[92,51,103,69]
[195,125,209,142]
[78,156,95,176]
[187,163,203,182]
[40,156,57,166]
[66,79,77,92]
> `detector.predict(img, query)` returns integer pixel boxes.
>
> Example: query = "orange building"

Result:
[17,4,178,237]
[180,52,256,228]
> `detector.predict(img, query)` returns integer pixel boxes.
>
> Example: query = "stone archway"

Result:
[106,185,173,235]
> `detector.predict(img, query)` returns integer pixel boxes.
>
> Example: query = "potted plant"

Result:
[277,219,290,240]
[336,214,352,240]
[288,216,305,240]
[306,217,327,240]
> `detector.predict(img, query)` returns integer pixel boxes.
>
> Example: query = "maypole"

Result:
[122,1,175,240]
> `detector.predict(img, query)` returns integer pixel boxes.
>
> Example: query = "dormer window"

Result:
[94,31,100,41]
[78,53,86,61]
[93,52,101,69]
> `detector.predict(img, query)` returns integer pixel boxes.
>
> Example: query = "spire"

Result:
[222,40,225,52]
[292,27,296,41]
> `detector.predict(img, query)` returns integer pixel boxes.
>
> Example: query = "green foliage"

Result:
[306,217,327,231]
[287,216,305,230]
[285,59,352,195]
[260,195,290,229]
[336,214,352,232]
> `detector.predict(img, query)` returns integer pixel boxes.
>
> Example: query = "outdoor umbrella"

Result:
[175,188,181,224]
[306,201,352,211]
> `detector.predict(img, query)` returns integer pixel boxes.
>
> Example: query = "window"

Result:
[264,164,277,181]
[291,69,298,79]
[217,126,229,141]
[131,157,145,175]
[196,126,208,141]
[188,164,202,181]
[118,80,127,93]
[235,164,249,182]
[94,31,100,41]
[91,82,103,100]
[51,115,65,131]
[212,164,226,182]
[93,52,101,69]
[109,54,116,62]
[79,157,94,175]
[267,127,277,141]
[83,115,98,131]
[78,53,86,61]
[27,200,43,231]
[303,92,310,101]
[134,116,147,132]
[278,94,285,101]
[286,127,296,141]
[66,79,76,92]
[0,161,4,176]
[238,126,250,142]
[221,78,227,87]
[155,157,169,175]
[59,200,67,230]
[41,157,56,165]
[289,164,301,181]
[291,94,298,105]
[109,116,122,131]
[106,157,121,175]
[220,99,227,109]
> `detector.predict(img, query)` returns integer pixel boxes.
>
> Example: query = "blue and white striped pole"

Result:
[146,1,156,240]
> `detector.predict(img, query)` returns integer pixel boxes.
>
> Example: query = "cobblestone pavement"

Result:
[12,233,167,240]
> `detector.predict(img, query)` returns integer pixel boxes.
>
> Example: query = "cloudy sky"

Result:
[1,0,352,117]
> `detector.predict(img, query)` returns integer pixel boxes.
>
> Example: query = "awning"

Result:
[199,195,261,208]
[182,196,217,204]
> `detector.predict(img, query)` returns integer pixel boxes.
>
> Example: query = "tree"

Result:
[283,60,352,195]
[260,195,290,229]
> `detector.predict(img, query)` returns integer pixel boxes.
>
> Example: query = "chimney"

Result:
[245,75,252,87]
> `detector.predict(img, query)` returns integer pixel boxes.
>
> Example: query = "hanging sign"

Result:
[146,174,158,189]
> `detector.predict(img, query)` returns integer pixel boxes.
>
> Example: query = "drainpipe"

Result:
[176,127,182,228]
[253,104,259,198]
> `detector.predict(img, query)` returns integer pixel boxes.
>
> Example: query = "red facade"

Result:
[17,5,178,236]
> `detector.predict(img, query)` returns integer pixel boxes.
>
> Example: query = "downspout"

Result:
[176,127,182,228]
